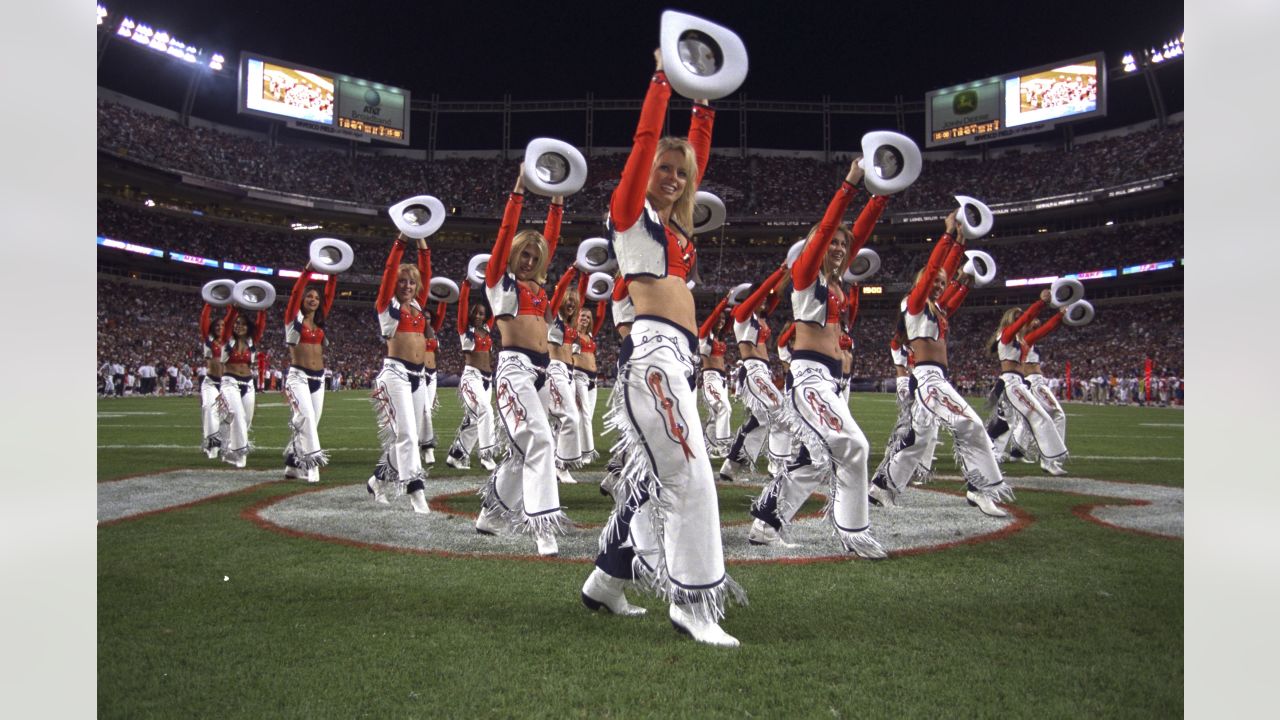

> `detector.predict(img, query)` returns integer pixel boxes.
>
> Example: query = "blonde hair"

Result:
[802,222,854,285]
[912,266,947,318]
[509,230,549,285]
[651,137,700,235]
[560,287,581,321]
[988,307,1023,354]
[398,263,422,293]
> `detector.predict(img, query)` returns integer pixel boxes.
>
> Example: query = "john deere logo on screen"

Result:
[953,90,978,115]
[363,89,382,116]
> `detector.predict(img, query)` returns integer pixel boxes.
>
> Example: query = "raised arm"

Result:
[845,195,889,275]
[375,237,407,313]
[846,283,861,326]
[487,178,526,288]
[415,239,432,307]
[431,302,447,332]
[456,281,471,335]
[254,311,267,344]
[1023,309,1065,347]
[200,303,214,338]
[907,211,959,315]
[218,306,238,346]
[777,321,796,350]
[322,273,337,316]
[285,265,311,324]
[939,278,971,317]
[699,297,730,338]
[1001,292,1049,344]
[592,300,607,336]
[549,267,579,316]
[733,265,789,323]
[543,198,564,259]
[688,100,715,184]
[610,55,672,232]
[942,237,968,279]
[793,160,863,291]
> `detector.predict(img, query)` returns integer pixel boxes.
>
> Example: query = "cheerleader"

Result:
[546,264,586,483]
[1021,309,1069,454]
[748,159,889,557]
[581,51,745,647]
[719,266,787,482]
[198,303,230,459]
[282,262,337,482]
[445,280,498,471]
[874,212,1014,516]
[987,291,1068,474]
[572,301,607,465]
[419,300,448,466]
[474,167,568,556]
[217,305,267,468]
[697,296,732,458]
[366,234,434,515]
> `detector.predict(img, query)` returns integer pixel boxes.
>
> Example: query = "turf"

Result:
[98,390,1183,718]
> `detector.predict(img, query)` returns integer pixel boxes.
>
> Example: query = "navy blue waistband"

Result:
[206,374,223,383]
[742,356,770,366]
[914,360,949,376]
[791,349,842,378]
[575,367,598,379]
[503,346,550,368]
[634,314,698,356]
[289,366,325,379]
[225,373,254,383]
[387,357,425,373]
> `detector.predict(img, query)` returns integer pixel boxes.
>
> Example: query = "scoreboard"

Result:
[925,52,1105,148]
[236,52,410,145]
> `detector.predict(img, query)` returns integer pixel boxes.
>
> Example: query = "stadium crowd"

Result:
[98,100,1182,217]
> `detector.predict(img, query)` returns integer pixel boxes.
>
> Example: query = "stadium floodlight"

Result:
[113,15,225,72]
[97,4,108,25]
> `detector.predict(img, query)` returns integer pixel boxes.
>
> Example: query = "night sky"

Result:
[97,0,1184,149]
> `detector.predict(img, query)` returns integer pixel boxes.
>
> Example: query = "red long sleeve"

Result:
[285,270,310,324]
[1001,299,1046,344]
[592,300,607,336]
[610,72,672,233]
[847,195,889,274]
[688,104,715,184]
[942,239,968,279]
[254,311,267,343]
[733,265,789,323]
[375,240,407,312]
[416,246,432,308]
[940,283,969,316]
[543,202,563,259]
[200,303,213,338]
[907,233,955,315]
[219,306,238,346]
[777,321,795,349]
[1022,309,1063,346]
[550,267,579,315]
[322,274,337,316]
[699,297,729,338]
[846,285,861,327]
[457,282,471,335]
[793,181,858,291]
[487,193,525,288]
[431,302,446,332]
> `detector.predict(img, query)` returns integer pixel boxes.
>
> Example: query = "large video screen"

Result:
[237,52,410,145]
[925,52,1105,147]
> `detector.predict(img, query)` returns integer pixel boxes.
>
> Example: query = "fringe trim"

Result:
[221,443,251,465]
[291,449,330,470]
[775,393,828,469]
[630,555,749,623]
[201,434,221,452]
[977,480,1017,504]
[580,449,600,465]
[369,387,397,455]
[600,363,661,508]
[214,393,233,424]
[836,528,885,557]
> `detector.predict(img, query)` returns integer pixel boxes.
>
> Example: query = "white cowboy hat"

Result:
[955,195,995,240]
[201,279,236,307]
[859,131,922,195]
[843,248,882,284]
[428,277,460,304]
[962,249,998,287]
[388,195,447,239]
[659,10,749,101]
[523,138,588,197]
[308,237,355,274]
[585,272,615,302]
[575,237,616,274]
[1050,277,1086,308]
[466,254,491,287]
[727,282,753,307]
[1063,299,1095,327]
[232,279,277,311]
[692,191,726,235]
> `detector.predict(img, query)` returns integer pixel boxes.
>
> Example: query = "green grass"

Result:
[98,390,1183,718]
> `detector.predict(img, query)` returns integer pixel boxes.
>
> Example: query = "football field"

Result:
[98,389,1183,718]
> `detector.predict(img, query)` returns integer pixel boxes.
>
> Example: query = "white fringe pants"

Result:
[485,350,565,534]
[543,359,584,469]
[886,364,1010,499]
[200,375,224,456]
[417,368,439,455]
[370,358,428,495]
[726,358,786,468]
[453,365,496,461]
[999,371,1067,461]
[574,368,600,463]
[283,366,329,480]
[700,368,733,454]
[1025,373,1067,444]
[594,317,745,621]
[218,374,256,465]
[751,354,877,553]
